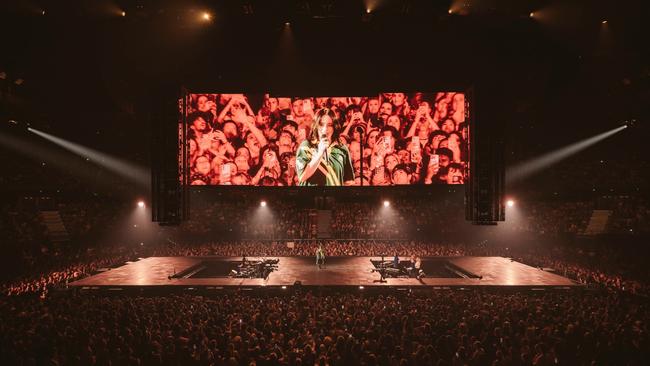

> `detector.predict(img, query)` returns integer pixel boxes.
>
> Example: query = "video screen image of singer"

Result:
[182,93,468,186]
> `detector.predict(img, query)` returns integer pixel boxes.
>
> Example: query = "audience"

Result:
[2,238,649,365]
[1,188,649,364]
[180,197,650,240]
[1,290,647,365]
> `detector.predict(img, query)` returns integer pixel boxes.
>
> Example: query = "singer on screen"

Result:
[295,108,355,186]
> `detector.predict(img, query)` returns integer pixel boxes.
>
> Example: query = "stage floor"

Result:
[70,256,579,289]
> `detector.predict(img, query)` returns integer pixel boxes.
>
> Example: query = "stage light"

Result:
[366,9,371,14]
[42,10,45,16]
[602,20,607,24]
[202,12,212,21]
[137,201,145,208]
[285,21,290,26]
[359,286,365,290]
[506,200,515,208]
[383,200,390,208]
[260,200,267,207]
[281,285,287,289]
[529,12,534,18]
[448,9,453,14]
[121,11,126,17]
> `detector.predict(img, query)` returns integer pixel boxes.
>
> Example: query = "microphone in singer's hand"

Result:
[320,133,329,165]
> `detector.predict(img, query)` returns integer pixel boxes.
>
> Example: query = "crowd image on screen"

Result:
[184,93,468,186]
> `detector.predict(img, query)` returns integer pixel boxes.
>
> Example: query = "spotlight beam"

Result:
[506,125,626,184]
[0,131,135,194]
[28,128,149,187]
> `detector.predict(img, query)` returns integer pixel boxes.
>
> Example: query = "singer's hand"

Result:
[318,138,329,158]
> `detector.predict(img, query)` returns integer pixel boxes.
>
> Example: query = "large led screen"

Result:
[181,93,468,186]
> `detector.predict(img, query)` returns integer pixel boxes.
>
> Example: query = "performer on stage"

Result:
[414,255,423,280]
[316,245,326,269]
[409,254,417,276]
[296,108,355,186]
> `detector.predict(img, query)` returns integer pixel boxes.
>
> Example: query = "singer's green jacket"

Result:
[295,140,354,186]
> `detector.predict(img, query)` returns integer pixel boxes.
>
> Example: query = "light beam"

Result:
[506,125,626,184]
[28,128,149,187]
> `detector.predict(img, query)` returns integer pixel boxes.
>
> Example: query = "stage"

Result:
[70,256,580,290]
